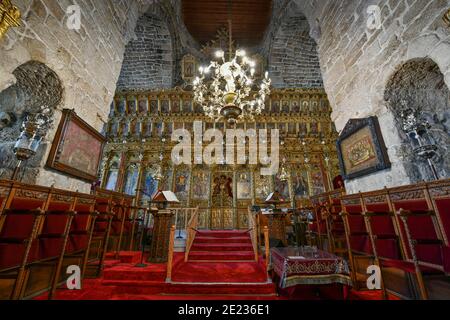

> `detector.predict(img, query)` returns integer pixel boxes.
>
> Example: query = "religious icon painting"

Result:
[172,100,181,113]
[124,165,139,196]
[142,169,159,200]
[310,122,319,134]
[127,99,136,114]
[272,101,280,113]
[117,99,126,114]
[105,154,121,191]
[150,100,158,114]
[161,100,170,114]
[192,171,210,201]
[166,122,173,136]
[174,169,190,201]
[138,99,148,114]
[301,100,309,112]
[181,54,198,83]
[282,101,290,113]
[311,100,319,112]
[337,117,391,180]
[212,173,233,206]
[298,123,307,136]
[161,167,173,191]
[255,174,271,201]
[292,171,309,199]
[237,172,252,200]
[292,100,300,113]
[183,100,192,113]
[310,168,326,196]
[274,175,290,200]
[46,109,105,182]
[158,122,166,137]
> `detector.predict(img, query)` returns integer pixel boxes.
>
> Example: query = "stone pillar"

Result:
[148,208,174,263]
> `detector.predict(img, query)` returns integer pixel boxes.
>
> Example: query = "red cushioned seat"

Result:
[10,199,44,210]
[37,237,65,260]
[0,214,35,239]
[66,233,89,253]
[0,241,39,269]
[350,235,372,254]
[381,258,441,274]
[434,198,450,244]
[443,246,450,274]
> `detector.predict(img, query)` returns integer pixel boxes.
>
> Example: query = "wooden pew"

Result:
[309,194,329,249]
[340,193,374,290]
[428,179,450,275]
[340,180,450,300]
[388,183,447,299]
[0,181,79,299]
[0,180,137,299]
[360,188,415,300]
[310,188,347,256]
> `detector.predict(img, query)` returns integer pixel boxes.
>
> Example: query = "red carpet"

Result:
[33,231,399,300]
[188,230,255,261]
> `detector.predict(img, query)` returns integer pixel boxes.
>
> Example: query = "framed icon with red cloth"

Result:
[46,109,106,182]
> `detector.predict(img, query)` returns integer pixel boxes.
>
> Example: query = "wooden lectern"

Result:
[148,190,179,263]
[263,192,290,246]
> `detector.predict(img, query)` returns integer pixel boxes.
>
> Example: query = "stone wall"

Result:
[0,0,152,192]
[294,0,450,193]
[268,11,323,88]
[116,12,173,91]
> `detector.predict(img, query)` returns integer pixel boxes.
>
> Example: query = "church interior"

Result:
[0,0,450,301]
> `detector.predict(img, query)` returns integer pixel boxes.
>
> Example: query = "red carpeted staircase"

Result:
[98,230,276,299]
[37,231,277,300]
[188,230,255,262]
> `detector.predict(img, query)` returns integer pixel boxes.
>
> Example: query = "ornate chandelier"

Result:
[193,1,271,124]
[193,49,271,124]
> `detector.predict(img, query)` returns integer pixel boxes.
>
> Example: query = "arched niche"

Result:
[384,58,450,182]
[0,60,63,182]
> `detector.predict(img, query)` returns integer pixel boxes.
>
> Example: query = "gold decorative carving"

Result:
[0,0,21,39]
[390,190,425,202]
[444,9,450,27]
[104,87,340,229]
[16,189,48,200]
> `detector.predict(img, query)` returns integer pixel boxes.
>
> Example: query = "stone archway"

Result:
[384,58,450,182]
[0,60,63,182]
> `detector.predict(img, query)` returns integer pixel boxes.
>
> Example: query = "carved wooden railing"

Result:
[184,207,200,262]
[166,225,176,283]
[264,226,270,272]
[172,207,198,235]
[247,207,259,262]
